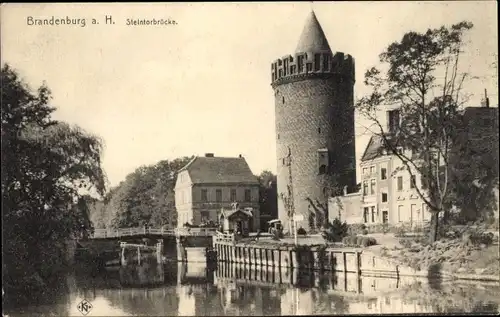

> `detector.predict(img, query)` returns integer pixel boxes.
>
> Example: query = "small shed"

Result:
[219,203,253,236]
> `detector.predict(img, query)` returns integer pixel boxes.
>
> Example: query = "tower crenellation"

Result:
[271,10,357,232]
[271,52,355,86]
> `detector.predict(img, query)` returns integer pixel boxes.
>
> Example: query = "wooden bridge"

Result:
[90,227,218,239]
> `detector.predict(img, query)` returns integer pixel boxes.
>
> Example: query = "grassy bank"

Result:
[372,234,500,280]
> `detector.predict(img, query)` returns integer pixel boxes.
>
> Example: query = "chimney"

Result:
[239,154,243,158]
[485,89,490,108]
[205,153,214,157]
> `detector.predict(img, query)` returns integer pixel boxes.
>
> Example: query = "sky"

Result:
[2,2,498,189]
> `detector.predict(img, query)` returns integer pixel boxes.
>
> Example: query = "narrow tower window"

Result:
[318,127,321,134]
[314,54,321,71]
[317,148,329,175]
[282,96,285,104]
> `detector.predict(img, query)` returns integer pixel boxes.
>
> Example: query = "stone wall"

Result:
[214,241,443,279]
[274,75,356,231]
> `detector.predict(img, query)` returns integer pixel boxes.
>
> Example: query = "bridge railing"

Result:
[214,231,235,243]
[90,227,217,238]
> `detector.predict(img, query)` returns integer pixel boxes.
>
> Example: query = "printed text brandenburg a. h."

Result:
[27,16,87,27]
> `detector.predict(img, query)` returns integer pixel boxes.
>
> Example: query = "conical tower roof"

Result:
[295,11,332,53]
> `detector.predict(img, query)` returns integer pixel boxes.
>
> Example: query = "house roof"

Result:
[178,155,259,185]
[361,135,387,162]
[220,208,253,219]
[295,11,332,53]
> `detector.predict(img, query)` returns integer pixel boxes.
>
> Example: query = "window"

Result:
[363,207,369,223]
[398,205,404,222]
[382,193,388,203]
[230,189,237,202]
[382,211,389,224]
[363,168,368,176]
[319,165,327,175]
[216,189,222,202]
[200,210,209,222]
[371,206,376,223]
[381,168,387,180]
[318,127,321,134]
[323,54,329,70]
[410,175,416,189]
[370,166,376,174]
[318,149,329,175]
[420,175,426,189]
[201,189,208,202]
[282,96,285,104]
[397,176,403,191]
[370,179,376,195]
[314,54,321,71]
[282,158,286,166]
[388,109,400,132]
[363,181,369,195]
[298,55,304,72]
[244,189,251,202]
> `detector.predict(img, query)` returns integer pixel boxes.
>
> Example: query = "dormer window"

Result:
[387,109,401,133]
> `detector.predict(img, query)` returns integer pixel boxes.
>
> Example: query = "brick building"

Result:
[330,102,499,226]
[271,11,357,232]
[174,154,261,230]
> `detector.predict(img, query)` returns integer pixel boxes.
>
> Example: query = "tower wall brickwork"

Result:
[271,50,357,232]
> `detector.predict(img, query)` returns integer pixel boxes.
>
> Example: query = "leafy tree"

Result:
[356,21,474,243]
[257,170,277,188]
[447,113,499,223]
[322,218,349,243]
[1,64,106,305]
[106,157,193,228]
[257,170,278,226]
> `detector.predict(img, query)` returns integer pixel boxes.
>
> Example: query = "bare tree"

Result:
[356,21,474,243]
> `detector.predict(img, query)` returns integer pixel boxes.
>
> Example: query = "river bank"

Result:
[233,232,500,282]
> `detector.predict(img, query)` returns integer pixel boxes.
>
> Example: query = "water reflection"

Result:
[4,259,500,316]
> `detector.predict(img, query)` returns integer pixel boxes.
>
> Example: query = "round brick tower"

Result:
[271,11,356,232]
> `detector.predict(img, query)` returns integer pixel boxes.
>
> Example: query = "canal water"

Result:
[4,258,500,316]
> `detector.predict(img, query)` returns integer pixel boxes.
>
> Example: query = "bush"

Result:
[342,235,377,247]
[394,225,409,237]
[322,219,349,242]
[297,227,307,235]
[468,231,494,246]
[347,223,366,235]
[399,238,413,249]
